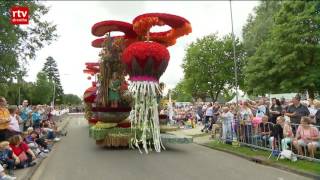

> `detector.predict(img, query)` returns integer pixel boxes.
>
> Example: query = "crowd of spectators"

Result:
[0,97,66,180]
[161,94,320,160]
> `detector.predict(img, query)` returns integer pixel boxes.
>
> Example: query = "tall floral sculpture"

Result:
[84,13,192,152]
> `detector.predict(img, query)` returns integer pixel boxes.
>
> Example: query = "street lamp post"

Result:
[229,0,239,105]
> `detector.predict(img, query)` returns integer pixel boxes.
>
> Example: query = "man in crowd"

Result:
[285,95,310,132]
[20,100,31,131]
[0,97,10,141]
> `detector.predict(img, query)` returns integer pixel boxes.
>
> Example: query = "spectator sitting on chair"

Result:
[256,115,272,147]
[292,116,320,158]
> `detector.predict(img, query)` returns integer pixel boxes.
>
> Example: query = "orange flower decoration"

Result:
[132,13,192,46]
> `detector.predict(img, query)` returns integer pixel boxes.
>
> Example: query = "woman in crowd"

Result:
[0,97,11,141]
[292,116,320,158]
[239,101,254,143]
[269,98,282,124]
[220,107,234,141]
[9,135,36,168]
[313,100,320,126]
[8,106,21,136]
[201,103,213,133]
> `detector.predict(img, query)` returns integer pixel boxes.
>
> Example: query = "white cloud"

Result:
[25,1,258,97]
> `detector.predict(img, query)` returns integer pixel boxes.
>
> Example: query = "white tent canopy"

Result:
[228,94,251,103]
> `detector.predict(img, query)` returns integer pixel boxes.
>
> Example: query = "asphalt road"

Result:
[31,115,309,180]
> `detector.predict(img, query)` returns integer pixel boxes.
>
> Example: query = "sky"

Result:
[24,1,259,97]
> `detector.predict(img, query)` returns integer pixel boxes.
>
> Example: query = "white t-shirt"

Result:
[256,105,266,118]
[205,107,213,116]
[221,111,234,124]
[9,114,21,132]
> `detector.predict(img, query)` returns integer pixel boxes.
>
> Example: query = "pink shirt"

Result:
[296,125,319,140]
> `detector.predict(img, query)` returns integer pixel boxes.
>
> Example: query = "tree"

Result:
[182,34,245,102]
[42,56,64,103]
[31,72,53,105]
[0,1,57,84]
[244,1,320,98]
[171,80,193,102]
[62,94,82,105]
[242,1,281,57]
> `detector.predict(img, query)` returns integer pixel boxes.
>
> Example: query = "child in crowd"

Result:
[0,142,19,176]
[25,131,50,153]
[257,115,272,147]
[9,135,36,169]
[281,118,294,150]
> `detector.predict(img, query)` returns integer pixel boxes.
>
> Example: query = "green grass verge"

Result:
[207,141,320,175]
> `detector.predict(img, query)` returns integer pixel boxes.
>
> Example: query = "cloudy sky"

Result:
[25,1,259,97]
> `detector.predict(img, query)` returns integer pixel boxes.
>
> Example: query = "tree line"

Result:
[0,1,81,105]
[172,1,320,102]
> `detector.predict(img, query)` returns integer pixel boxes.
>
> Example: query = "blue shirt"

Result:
[20,107,31,122]
[0,149,11,161]
[32,112,41,124]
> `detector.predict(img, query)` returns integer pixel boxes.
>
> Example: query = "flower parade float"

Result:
[85,13,193,153]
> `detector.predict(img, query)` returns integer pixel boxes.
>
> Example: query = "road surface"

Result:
[31,115,309,180]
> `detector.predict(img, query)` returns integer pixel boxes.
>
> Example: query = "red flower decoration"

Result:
[84,86,97,103]
[91,20,137,39]
[122,42,170,80]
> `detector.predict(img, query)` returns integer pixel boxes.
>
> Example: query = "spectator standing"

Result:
[239,101,254,143]
[220,107,234,141]
[313,100,320,126]
[19,100,31,131]
[31,106,41,130]
[8,106,21,136]
[285,95,310,132]
[0,97,11,141]
[201,103,213,132]
[269,98,282,124]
